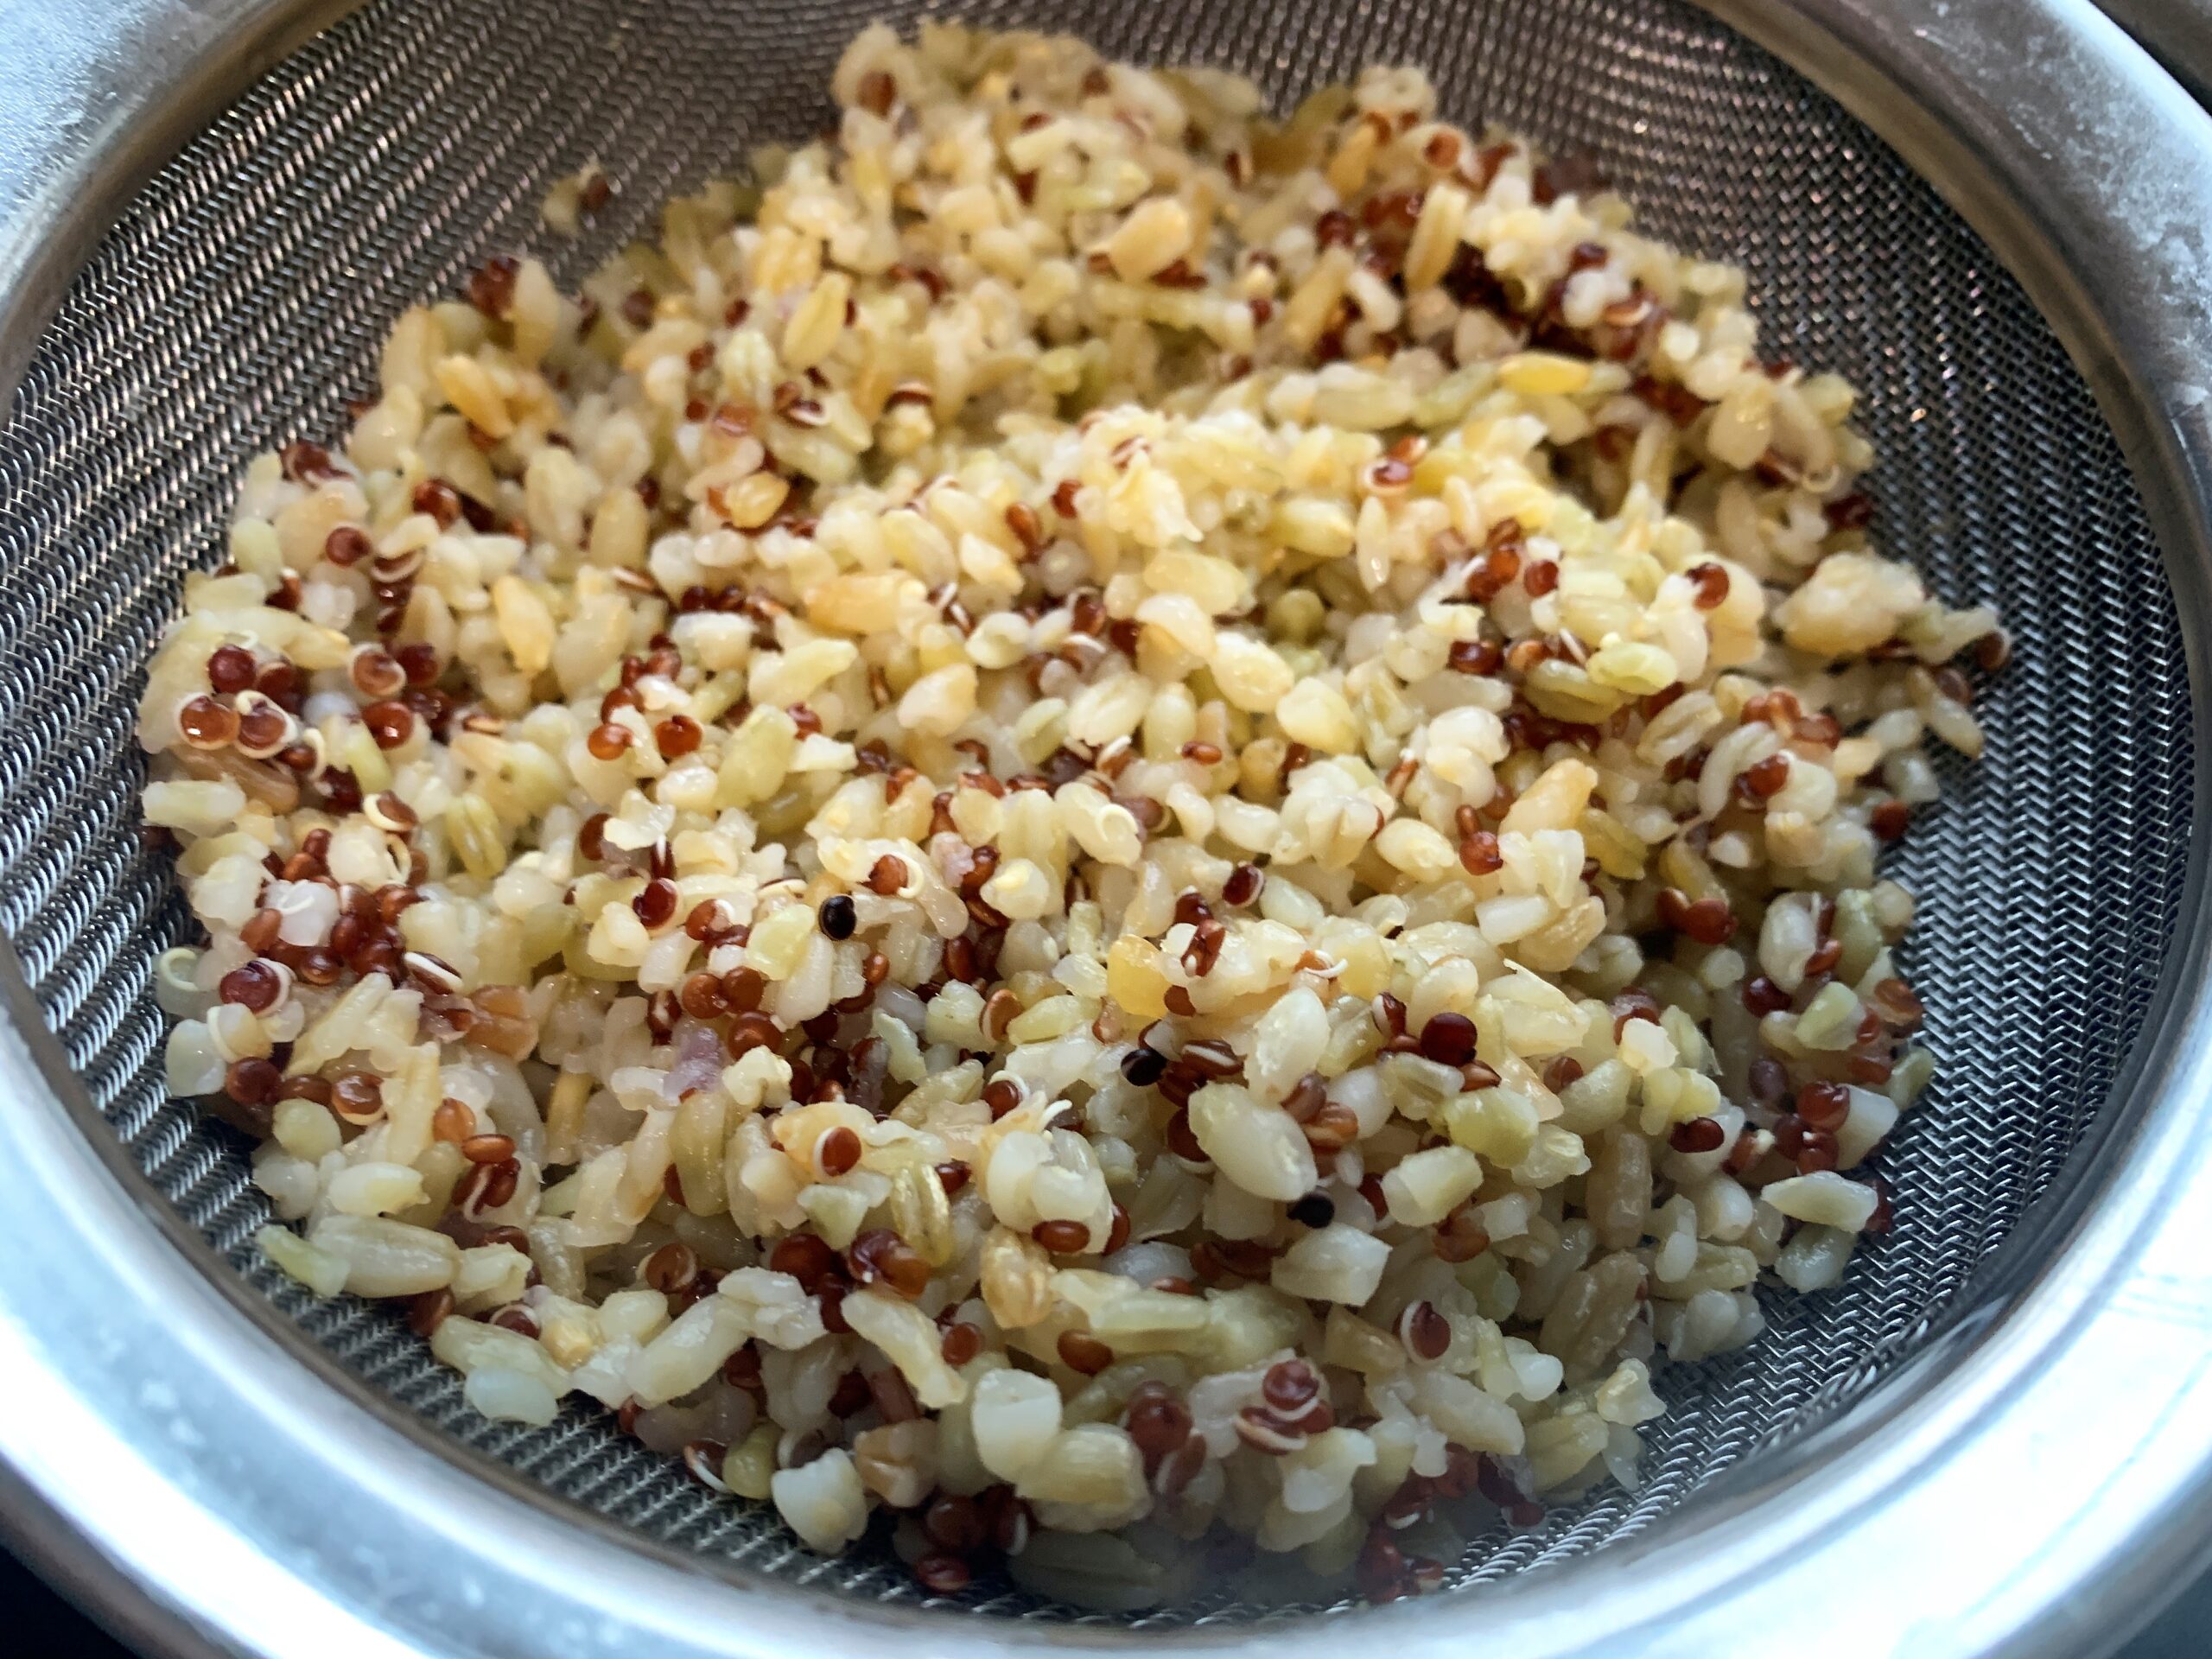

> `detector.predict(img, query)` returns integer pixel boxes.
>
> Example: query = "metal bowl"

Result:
[4,0,2212,1654]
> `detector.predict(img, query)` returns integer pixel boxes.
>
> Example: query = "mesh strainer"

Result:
[4,0,2212,1654]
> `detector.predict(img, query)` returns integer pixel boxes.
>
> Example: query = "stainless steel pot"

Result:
[4,1,2212,1654]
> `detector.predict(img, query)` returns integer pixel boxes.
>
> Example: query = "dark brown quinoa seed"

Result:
[831,1371,871,1424]
[465,253,520,318]
[1796,1081,1851,1132]
[175,696,238,749]
[920,1492,985,1557]
[1156,1063,1198,1110]
[1669,1116,1727,1154]
[1222,862,1264,906]
[223,1057,283,1105]
[1656,887,1738,945]
[1796,1128,1841,1173]
[913,1554,972,1595]
[1262,1357,1321,1412]
[411,478,462,527]
[678,971,727,1020]
[1459,828,1503,875]
[1119,1044,1166,1086]
[814,1125,863,1179]
[460,1133,515,1165]
[1687,562,1731,608]
[279,441,341,483]
[1608,990,1663,1040]
[982,987,1022,1044]
[407,1287,455,1338]
[632,878,679,931]
[1180,1038,1239,1078]
[218,959,283,1012]
[1032,1218,1090,1254]
[455,1158,519,1217]
[1417,1012,1477,1067]
[1233,1406,1310,1457]
[721,969,767,1016]
[206,644,258,693]
[359,700,414,751]
[767,1231,842,1292]
[350,646,405,698]
[1122,1382,1192,1465]
[1057,1331,1113,1375]
[1869,976,1926,1028]
[654,714,702,758]
[939,1321,983,1367]
[640,1243,699,1294]
[982,1077,1023,1120]
[296,948,343,987]
[1742,976,1792,1016]
[1300,1103,1359,1151]
[1448,637,1503,676]
[846,1227,931,1298]
[1372,992,1408,1037]
[393,641,440,685]
[1433,1204,1490,1263]
[328,1069,383,1122]
[1398,1300,1452,1362]
[1181,917,1226,976]
[1741,753,1791,798]
[684,898,734,941]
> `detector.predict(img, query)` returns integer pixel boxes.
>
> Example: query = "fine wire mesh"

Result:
[0,0,2189,1624]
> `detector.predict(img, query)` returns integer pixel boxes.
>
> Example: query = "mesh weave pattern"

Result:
[0,0,2189,1622]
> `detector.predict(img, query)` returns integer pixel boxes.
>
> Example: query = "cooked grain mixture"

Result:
[139,22,2000,1608]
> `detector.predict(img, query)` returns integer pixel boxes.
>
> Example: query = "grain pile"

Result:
[139,21,1999,1607]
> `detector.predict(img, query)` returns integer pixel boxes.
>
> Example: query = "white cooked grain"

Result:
[137,20,2002,1608]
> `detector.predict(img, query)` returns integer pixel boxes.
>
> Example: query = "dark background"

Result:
[3,1536,2204,1656]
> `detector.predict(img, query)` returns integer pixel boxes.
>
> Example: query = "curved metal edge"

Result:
[3,1,2212,1656]
[0,1465,247,1659]
[1682,0,2212,1641]
[2097,1,2212,106]
[0,0,361,422]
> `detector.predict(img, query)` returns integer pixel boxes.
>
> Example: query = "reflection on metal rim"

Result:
[3,1,2212,1655]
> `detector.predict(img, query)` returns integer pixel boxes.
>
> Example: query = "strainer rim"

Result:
[3,1,2212,1655]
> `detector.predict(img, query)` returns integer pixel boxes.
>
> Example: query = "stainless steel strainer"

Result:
[5,0,2212,1654]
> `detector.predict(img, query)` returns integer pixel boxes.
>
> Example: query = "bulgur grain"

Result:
[141,20,1996,1610]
